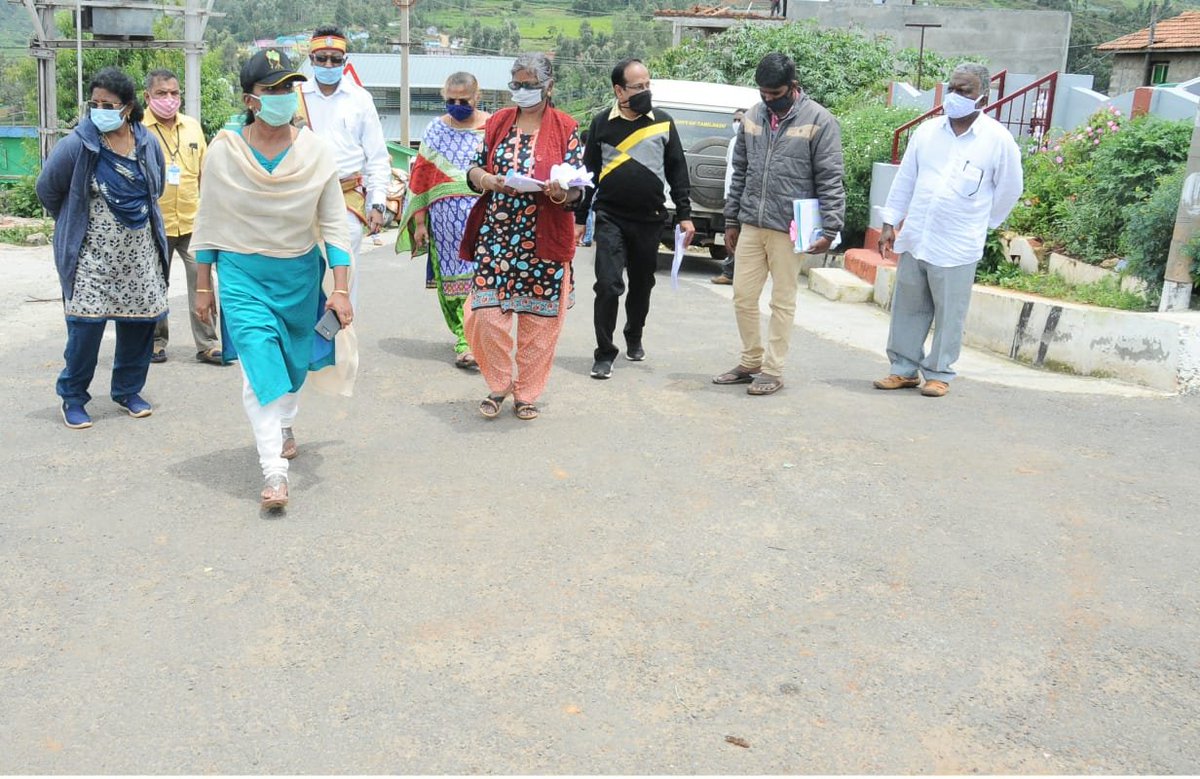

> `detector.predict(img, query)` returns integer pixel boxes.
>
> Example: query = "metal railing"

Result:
[890,69,1040,164]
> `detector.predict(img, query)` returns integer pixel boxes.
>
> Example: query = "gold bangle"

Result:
[196,288,213,293]
[332,289,350,295]
[548,191,567,205]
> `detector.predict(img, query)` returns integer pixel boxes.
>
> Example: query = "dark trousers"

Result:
[153,233,220,353]
[56,319,156,406]
[592,211,662,362]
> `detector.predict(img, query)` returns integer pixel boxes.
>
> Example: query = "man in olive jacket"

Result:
[713,52,845,396]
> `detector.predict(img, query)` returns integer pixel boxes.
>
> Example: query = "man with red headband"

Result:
[297,25,390,304]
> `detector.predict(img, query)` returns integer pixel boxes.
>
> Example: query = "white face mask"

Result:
[943,91,983,120]
[511,87,543,109]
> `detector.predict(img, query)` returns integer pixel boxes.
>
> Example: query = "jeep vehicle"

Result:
[652,79,760,259]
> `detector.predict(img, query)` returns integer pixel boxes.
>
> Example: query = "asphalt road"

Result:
[2,235,1198,773]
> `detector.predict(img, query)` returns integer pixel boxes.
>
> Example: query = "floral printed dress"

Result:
[63,176,167,323]
[469,125,582,318]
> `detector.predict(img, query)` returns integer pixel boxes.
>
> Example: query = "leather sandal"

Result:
[513,400,539,421]
[280,427,297,460]
[261,475,288,510]
[197,347,224,365]
[712,365,759,385]
[479,394,506,418]
[747,374,784,395]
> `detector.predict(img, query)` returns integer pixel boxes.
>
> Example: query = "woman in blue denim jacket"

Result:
[36,67,168,430]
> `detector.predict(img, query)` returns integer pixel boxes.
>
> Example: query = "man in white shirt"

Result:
[874,62,1023,397]
[298,26,391,303]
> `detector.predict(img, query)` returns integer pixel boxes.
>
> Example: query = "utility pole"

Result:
[1143,2,1159,87]
[18,0,222,160]
[1160,104,1200,311]
[394,0,415,147]
[905,23,941,92]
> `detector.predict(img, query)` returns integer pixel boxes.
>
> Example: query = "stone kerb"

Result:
[962,285,1200,392]
[1048,251,1149,295]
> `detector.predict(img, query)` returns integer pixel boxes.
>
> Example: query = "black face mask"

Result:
[765,91,794,117]
[627,89,653,115]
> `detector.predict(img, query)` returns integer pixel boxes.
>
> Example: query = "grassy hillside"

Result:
[0,2,32,48]
[418,0,616,49]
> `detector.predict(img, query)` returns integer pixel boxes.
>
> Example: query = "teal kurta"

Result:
[195,133,350,406]
[208,246,340,405]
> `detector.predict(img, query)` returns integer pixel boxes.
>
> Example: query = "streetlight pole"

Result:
[905,22,941,92]
[394,0,416,147]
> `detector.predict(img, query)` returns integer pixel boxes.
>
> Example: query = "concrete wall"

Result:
[787,0,1071,79]
[963,285,1200,392]
[1110,52,1200,97]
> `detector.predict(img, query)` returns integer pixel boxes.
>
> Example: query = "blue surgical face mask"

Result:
[313,65,342,86]
[254,92,299,127]
[511,87,543,109]
[90,107,125,133]
[446,102,474,122]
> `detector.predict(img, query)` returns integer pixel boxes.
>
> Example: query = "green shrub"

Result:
[977,268,1150,311]
[1007,106,1123,247]
[0,176,44,218]
[0,219,53,245]
[837,101,921,249]
[1119,166,1189,292]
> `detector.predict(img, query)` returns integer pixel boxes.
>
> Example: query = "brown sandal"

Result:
[479,394,506,418]
[747,374,784,395]
[712,365,760,385]
[513,400,539,421]
[280,427,297,460]
[260,475,288,510]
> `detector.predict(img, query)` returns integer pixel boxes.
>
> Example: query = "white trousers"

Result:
[240,364,299,480]
[346,210,363,308]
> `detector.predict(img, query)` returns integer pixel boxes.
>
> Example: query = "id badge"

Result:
[166,163,181,186]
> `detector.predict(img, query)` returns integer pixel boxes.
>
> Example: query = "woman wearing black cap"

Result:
[190,50,355,511]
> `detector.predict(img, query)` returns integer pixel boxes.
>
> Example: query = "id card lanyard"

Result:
[154,123,183,186]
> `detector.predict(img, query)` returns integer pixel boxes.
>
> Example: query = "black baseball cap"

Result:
[240,49,306,93]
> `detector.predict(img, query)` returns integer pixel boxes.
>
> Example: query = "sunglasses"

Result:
[86,100,124,111]
[312,54,345,66]
[508,80,541,91]
[446,98,472,106]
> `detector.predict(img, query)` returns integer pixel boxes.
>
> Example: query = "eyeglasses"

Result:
[621,82,650,93]
[312,54,345,66]
[86,100,124,111]
[508,80,541,91]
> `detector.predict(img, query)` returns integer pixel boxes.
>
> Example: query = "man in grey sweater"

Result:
[712,52,844,396]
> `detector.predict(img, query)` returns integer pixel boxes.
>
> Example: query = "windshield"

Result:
[664,107,737,150]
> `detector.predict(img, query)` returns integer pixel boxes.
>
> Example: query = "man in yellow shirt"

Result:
[143,68,221,365]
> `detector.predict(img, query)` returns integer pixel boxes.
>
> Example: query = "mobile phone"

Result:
[314,308,342,341]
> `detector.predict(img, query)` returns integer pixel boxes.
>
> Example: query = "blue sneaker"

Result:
[61,401,92,429]
[114,393,153,418]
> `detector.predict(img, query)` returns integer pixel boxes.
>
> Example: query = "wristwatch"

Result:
[370,204,386,213]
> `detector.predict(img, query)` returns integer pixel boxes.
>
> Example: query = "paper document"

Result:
[670,225,687,289]
[549,163,595,189]
[504,172,546,193]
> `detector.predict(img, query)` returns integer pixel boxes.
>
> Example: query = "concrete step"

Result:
[843,247,897,285]
[808,267,874,303]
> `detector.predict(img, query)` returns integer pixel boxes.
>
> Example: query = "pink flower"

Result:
[1086,126,1094,135]
[1055,155,1063,164]
[1094,138,1100,145]
[1114,109,1122,117]
[1053,144,1062,151]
